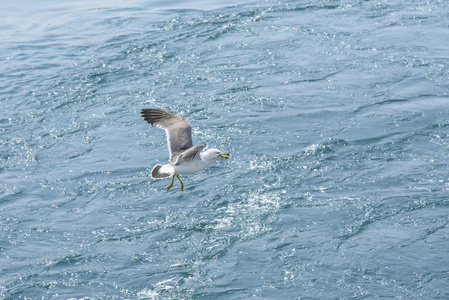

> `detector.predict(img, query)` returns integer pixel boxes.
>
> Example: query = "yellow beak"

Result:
[220,153,230,159]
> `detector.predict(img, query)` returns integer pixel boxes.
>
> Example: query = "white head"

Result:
[201,148,230,163]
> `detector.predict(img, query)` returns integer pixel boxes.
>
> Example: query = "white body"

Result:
[158,148,226,176]
[173,158,210,174]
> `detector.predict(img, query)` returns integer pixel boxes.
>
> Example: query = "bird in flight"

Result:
[141,108,229,191]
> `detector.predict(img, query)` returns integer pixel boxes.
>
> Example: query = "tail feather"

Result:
[151,164,173,179]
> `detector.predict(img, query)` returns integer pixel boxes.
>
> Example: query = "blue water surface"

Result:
[1,0,449,299]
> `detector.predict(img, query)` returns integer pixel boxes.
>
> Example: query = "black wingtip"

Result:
[141,108,167,126]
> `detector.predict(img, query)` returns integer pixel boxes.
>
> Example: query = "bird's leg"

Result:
[166,174,176,192]
[176,174,184,192]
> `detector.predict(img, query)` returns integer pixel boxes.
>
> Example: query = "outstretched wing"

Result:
[141,109,193,159]
[180,143,206,164]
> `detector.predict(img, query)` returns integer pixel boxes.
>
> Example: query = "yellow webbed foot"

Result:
[166,174,176,192]
[176,174,184,192]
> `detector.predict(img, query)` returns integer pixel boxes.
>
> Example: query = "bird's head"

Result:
[202,148,230,162]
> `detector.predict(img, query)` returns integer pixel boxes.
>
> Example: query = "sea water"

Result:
[1,0,449,298]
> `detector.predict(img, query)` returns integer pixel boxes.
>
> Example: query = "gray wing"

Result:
[141,109,193,159]
[180,143,206,164]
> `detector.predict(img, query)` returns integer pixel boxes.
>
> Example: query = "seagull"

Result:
[141,108,229,191]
